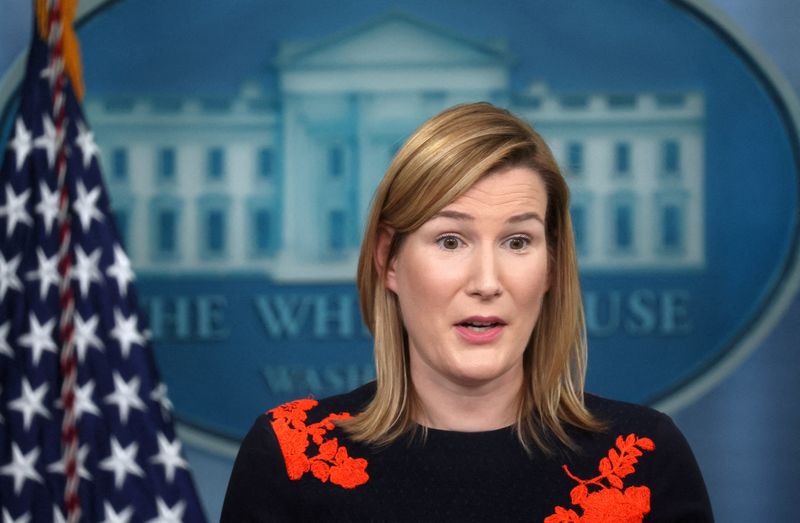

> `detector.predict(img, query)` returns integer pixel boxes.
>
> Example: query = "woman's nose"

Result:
[466,245,503,299]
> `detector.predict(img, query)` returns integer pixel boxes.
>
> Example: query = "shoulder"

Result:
[266,381,375,428]
[580,393,692,452]
[261,383,374,487]
[302,381,376,420]
[221,411,291,520]
[221,383,376,521]
[578,393,699,481]
[581,393,699,466]
[559,393,714,522]
[565,393,681,471]
[584,392,666,429]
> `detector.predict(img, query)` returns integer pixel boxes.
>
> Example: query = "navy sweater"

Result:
[222,382,713,522]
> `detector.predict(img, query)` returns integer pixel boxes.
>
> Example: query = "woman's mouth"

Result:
[455,317,506,343]
[459,320,501,332]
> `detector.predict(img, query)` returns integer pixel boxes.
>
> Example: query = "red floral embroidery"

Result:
[269,399,369,489]
[545,434,655,523]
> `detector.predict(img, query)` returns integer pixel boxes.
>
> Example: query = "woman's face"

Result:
[385,166,550,390]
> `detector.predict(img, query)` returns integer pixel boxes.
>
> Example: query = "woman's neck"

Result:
[409,363,523,432]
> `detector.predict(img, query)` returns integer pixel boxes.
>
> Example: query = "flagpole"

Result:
[39,0,80,520]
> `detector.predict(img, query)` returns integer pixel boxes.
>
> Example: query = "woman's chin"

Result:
[446,360,521,388]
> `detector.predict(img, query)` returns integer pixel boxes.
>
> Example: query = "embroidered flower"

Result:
[545,434,655,523]
[269,399,369,489]
[330,446,369,488]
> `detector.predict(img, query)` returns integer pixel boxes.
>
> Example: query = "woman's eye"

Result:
[506,236,530,250]
[437,235,462,250]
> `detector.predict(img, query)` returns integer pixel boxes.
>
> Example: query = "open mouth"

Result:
[457,320,505,332]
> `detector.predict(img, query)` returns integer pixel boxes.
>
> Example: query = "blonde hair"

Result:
[341,102,602,452]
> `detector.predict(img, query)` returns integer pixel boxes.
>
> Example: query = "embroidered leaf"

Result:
[599,457,612,476]
[543,512,562,523]
[570,484,588,505]
[310,460,330,482]
[544,507,580,523]
[608,448,621,467]
[607,473,623,489]
[318,438,338,461]
[334,445,350,464]
[285,452,310,480]
[636,437,655,451]
[617,464,636,478]
[622,454,637,465]
[625,433,637,448]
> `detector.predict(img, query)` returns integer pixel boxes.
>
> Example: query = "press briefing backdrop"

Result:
[1,1,799,520]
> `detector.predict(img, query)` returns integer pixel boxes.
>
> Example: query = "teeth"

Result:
[464,322,498,331]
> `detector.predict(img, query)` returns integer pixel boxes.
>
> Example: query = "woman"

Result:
[222,103,713,522]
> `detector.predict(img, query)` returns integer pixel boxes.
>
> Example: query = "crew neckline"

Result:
[420,423,515,437]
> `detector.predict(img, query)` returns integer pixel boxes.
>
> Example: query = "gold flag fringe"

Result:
[36,0,85,101]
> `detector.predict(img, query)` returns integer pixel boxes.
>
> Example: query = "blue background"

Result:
[37,0,799,439]
[1,0,799,520]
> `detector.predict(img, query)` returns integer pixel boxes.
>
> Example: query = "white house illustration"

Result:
[86,12,705,280]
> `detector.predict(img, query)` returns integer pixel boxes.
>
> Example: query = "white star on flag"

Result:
[75,121,100,169]
[146,498,186,523]
[2,508,31,523]
[52,507,66,523]
[25,248,60,300]
[35,180,59,235]
[7,378,51,431]
[107,244,135,297]
[104,372,146,424]
[0,322,13,358]
[7,118,32,171]
[0,253,23,301]
[98,437,144,490]
[150,433,189,483]
[110,308,145,358]
[0,442,43,495]
[17,312,57,366]
[72,379,102,420]
[0,185,33,236]
[47,443,92,481]
[33,115,59,168]
[72,179,104,232]
[99,502,134,523]
[74,312,104,363]
[72,245,103,297]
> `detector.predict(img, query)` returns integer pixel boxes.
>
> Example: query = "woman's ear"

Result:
[375,225,398,293]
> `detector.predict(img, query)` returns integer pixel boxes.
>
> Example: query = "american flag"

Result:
[0,3,207,522]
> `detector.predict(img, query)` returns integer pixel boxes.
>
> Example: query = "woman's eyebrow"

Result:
[506,212,544,225]
[432,210,473,221]
[431,210,543,225]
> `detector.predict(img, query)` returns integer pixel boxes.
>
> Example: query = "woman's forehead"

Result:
[439,166,547,218]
